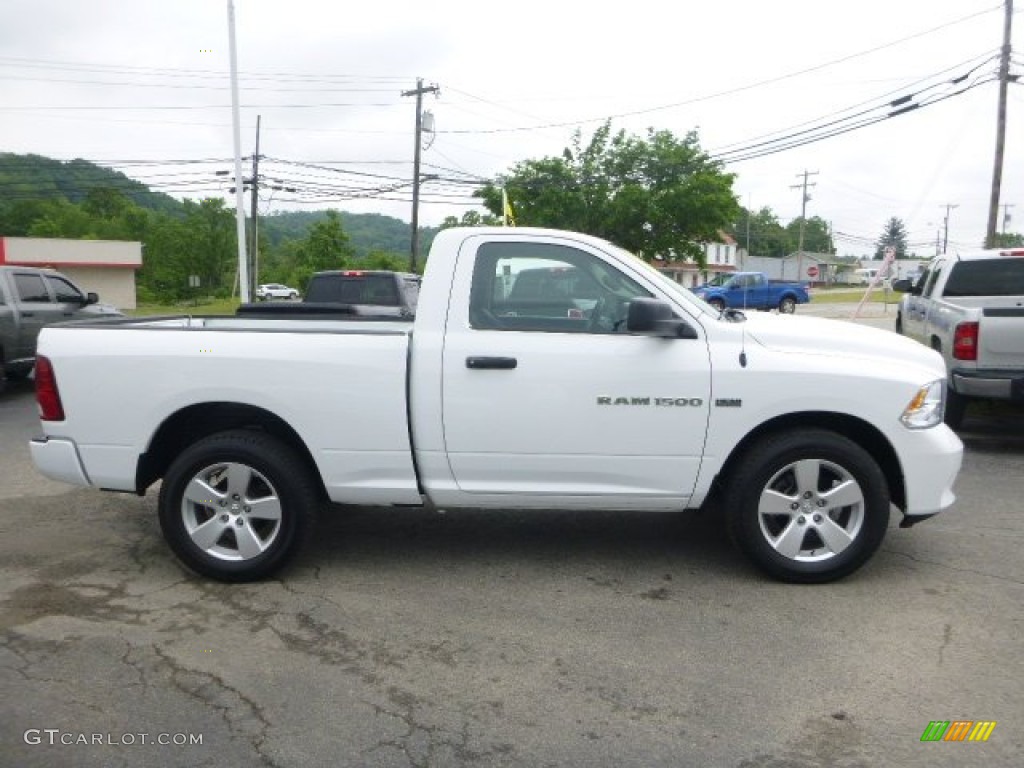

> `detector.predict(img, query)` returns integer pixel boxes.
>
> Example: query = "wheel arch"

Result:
[713,411,906,512]
[136,402,326,499]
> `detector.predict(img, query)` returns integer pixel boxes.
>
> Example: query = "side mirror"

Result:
[84,292,99,305]
[626,298,698,339]
[890,279,912,293]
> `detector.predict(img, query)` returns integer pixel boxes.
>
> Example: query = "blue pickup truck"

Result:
[691,272,810,314]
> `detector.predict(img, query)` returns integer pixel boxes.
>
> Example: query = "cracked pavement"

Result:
[1,376,1023,767]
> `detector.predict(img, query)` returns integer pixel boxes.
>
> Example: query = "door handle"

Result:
[466,356,517,370]
[22,312,34,317]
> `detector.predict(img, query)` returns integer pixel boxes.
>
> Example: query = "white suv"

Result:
[256,283,299,301]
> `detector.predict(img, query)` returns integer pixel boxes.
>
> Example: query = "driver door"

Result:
[440,236,712,508]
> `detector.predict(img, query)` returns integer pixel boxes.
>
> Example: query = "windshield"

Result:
[704,274,731,287]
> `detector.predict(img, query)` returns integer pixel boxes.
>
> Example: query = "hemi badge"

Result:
[715,399,742,407]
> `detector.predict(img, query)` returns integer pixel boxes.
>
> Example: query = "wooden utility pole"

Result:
[942,203,959,253]
[985,0,1014,247]
[402,79,440,272]
[791,171,817,279]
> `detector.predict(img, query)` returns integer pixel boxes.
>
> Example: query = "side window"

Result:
[922,266,943,298]
[13,273,51,303]
[469,242,651,334]
[45,275,84,303]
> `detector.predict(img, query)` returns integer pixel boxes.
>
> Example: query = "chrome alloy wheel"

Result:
[180,462,283,561]
[756,458,865,563]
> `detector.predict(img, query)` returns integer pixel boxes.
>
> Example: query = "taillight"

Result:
[952,322,979,361]
[34,355,65,421]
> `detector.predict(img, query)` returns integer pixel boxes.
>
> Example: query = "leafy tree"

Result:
[990,232,1024,248]
[439,210,502,229]
[786,216,833,255]
[730,206,790,257]
[477,122,739,265]
[875,217,909,259]
[288,210,356,288]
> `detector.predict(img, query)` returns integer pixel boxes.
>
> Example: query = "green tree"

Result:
[439,210,501,229]
[786,215,833,255]
[289,210,356,288]
[990,232,1024,248]
[477,122,739,265]
[730,206,790,257]
[875,217,909,259]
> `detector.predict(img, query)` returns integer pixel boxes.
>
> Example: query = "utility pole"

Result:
[985,0,1014,247]
[941,203,959,253]
[402,78,440,272]
[791,171,817,279]
[249,115,261,299]
[1002,203,1015,234]
[226,0,249,303]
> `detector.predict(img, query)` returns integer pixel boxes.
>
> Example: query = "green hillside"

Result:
[0,153,183,214]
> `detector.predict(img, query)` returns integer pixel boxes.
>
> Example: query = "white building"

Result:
[656,233,739,287]
[0,237,141,309]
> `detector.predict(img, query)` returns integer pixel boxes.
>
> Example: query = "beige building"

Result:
[0,237,141,309]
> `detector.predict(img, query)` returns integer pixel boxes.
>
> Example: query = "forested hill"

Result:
[0,153,429,258]
[0,153,183,214]
[260,210,421,256]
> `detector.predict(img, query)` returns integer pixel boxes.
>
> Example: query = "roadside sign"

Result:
[807,266,819,278]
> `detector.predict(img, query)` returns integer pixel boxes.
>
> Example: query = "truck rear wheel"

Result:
[778,296,797,314]
[158,430,318,582]
[943,389,968,430]
[724,429,890,583]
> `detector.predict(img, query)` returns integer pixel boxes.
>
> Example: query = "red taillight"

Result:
[342,271,365,277]
[34,355,65,421]
[952,322,979,361]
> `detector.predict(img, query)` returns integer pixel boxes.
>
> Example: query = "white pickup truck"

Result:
[30,227,963,584]
[893,248,1024,428]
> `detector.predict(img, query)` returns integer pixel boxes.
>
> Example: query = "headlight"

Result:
[900,380,945,429]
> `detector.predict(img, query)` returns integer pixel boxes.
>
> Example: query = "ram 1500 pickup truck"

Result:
[30,228,963,584]
[893,248,1024,428]
[691,272,810,314]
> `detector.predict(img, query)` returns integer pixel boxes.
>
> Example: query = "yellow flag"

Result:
[502,189,516,227]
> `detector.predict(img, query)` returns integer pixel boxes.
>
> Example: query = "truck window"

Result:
[469,242,650,334]
[922,267,943,298]
[44,275,84,303]
[13,273,50,303]
[942,259,1024,297]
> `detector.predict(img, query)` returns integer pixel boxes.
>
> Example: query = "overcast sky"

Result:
[0,0,1020,257]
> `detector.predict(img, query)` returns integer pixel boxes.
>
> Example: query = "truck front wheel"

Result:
[778,296,797,314]
[158,430,319,582]
[724,429,890,583]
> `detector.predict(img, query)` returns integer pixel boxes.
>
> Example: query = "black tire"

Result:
[708,298,726,312]
[289,292,298,300]
[724,429,890,583]
[894,314,903,335]
[778,296,797,314]
[158,430,319,582]
[944,388,968,430]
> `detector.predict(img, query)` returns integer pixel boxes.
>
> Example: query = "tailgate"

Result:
[980,306,1024,369]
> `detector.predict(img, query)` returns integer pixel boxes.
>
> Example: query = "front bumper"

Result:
[897,424,963,521]
[29,436,92,487]
[952,370,1024,401]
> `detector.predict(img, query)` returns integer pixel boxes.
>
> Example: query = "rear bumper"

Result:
[951,370,1024,400]
[898,424,963,521]
[29,436,92,487]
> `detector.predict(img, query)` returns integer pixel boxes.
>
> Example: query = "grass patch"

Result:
[127,297,241,317]
[809,288,900,305]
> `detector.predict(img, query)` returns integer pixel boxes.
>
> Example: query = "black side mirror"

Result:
[84,292,99,305]
[626,298,698,339]
[890,279,912,293]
